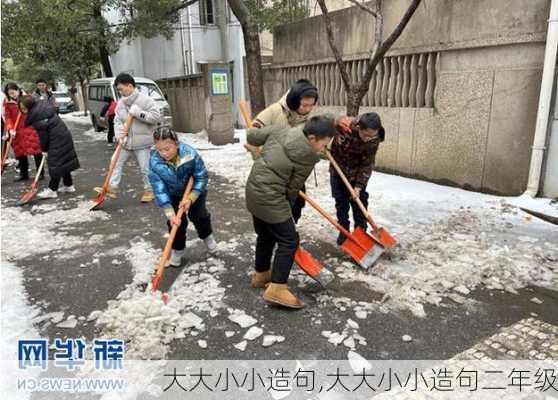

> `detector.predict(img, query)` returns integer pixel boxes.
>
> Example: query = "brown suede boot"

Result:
[251,270,271,289]
[263,283,304,309]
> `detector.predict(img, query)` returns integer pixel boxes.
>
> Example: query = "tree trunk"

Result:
[227,0,266,116]
[99,44,113,77]
[79,79,89,116]
[93,3,113,77]
[68,82,79,110]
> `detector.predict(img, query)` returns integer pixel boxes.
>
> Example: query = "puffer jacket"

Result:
[115,89,161,150]
[245,124,322,224]
[149,142,208,209]
[25,100,80,178]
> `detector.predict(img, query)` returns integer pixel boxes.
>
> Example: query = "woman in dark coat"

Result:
[18,95,80,199]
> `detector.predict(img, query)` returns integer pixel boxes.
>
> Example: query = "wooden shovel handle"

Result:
[298,190,353,238]
[1,113,22,170]
[100,115,133,192]
[152,177,195,287]
[325,150,380,233]
[31,154,47,189]
[239,101,253,128]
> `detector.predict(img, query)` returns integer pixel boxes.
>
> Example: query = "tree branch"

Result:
[361,0,422,92]
[164,0,200,19]
[346,0,379,18]
[316,0,352,91]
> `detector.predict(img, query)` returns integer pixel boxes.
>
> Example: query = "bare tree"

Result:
[316,0,423,116]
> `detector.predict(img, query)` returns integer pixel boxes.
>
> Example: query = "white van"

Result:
[87,77,173,132]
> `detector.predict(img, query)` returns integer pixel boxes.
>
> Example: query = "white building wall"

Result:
[105,1,248,124]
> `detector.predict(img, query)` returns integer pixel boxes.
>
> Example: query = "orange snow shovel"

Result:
[239,101,263,157]
[326,150,397,251]
[238,101,334,287]
[18,154,47,205]
[151,177,194,301]
[298,191,383,269]
[90,115,133,211]
[1,113,22,174]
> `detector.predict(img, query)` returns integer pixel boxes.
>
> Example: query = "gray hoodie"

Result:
[115,89,161,150]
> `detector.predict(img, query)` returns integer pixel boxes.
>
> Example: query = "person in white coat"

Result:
[95,73,161,203]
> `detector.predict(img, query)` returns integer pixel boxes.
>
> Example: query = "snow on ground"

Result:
[0,261,44,400]
[179,130,558,317]
[80,127,107,142]
[59,111,92,125]
[93,238,228,359]
[509,194,558,220]
[1,129,556,387]
[178,129,250,191]
[1,199,110,261]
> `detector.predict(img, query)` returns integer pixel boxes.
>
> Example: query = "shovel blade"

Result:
[90,193,105,211]
[376,227,397,248]
[18,189,38,206]
[294,247,322,277]
[294,247,334,287]
[151,276,161,292]
[341,226,385,269]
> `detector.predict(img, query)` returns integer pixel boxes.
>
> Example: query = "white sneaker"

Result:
[169,249,184,267]
[204,235,218,254]
[59,185,76,193]
[37,188,58,199]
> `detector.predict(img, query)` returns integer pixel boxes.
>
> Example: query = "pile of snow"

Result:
[94,239,227,359]
[1,200,110,261]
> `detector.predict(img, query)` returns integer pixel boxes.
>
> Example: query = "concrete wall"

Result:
[266,0,549,195]
[157,75,206,133]
[274,0,549,64]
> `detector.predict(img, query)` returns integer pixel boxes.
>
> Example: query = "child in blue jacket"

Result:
[149,128,217,267]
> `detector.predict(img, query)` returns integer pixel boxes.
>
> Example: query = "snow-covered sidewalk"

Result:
[181,130,558,317]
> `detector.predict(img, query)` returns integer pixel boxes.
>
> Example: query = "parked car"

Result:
[87,77,173,132]
[52,91,76,114]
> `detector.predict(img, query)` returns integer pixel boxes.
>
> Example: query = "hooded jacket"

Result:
[245,124,322,224]
[115,89,161,150]
[25,100,79,178]
[253,80,319,129]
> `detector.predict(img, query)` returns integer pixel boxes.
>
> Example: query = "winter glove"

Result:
[335,116,352,135]
[8,129,16,138]
[164,207,181,226]
[168,214,181,227]
[179,198,192,211]
[128,104,143,119]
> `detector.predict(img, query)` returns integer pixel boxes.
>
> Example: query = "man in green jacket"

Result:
[245,114,336,309]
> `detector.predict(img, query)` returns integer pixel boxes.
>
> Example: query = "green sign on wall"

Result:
[211,69,229,95]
